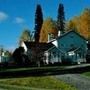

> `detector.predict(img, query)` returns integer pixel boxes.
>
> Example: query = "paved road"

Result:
[55,74,90,90]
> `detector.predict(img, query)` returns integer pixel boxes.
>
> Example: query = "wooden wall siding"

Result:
[48,31,87,63]
[57,32,87,53]
[46,47,62,64]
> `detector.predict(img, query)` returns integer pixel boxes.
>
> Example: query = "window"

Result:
[70,35,74,38]
[53,52,55,54]
[53,52,56,57]
[70,44,74,47]
[61,44,64,47]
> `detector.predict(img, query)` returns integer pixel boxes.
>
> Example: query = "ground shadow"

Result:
[0,65,90,79]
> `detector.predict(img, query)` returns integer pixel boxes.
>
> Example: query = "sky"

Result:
[0,0,90,51]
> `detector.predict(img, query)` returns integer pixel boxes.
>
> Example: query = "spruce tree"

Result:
[34,4,43,42]
[57,3,65,34]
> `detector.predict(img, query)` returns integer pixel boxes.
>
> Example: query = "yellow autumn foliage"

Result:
[66,8,90,39]
[39,18,58,42]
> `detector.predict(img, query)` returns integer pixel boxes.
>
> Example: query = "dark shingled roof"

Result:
[24,42,54,51]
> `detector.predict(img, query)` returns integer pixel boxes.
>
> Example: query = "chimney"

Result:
[58,31,61,37]
[48,33,50,42]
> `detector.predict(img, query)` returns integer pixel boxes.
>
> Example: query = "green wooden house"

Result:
[44,31,87,64]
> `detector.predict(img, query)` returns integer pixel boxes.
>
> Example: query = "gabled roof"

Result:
[46,46,65,54]
[23,31,87,53]
[67,46,81,52]
[50,30,87,42]
[24,42,54,51]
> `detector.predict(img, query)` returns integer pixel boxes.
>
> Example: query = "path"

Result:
[55,74,90,90]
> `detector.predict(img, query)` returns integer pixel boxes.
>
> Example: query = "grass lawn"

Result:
[82,72,90,77]
[0,76,76,90]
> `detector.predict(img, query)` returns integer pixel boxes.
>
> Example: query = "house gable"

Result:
[53,31,87,52]
[20,42,27,52]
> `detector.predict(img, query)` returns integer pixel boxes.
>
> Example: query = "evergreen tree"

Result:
[57,3,65,34]
[12,47,25,65]
[34,4,43,42]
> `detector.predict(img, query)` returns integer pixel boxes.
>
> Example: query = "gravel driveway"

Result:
[55,74,90,90]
